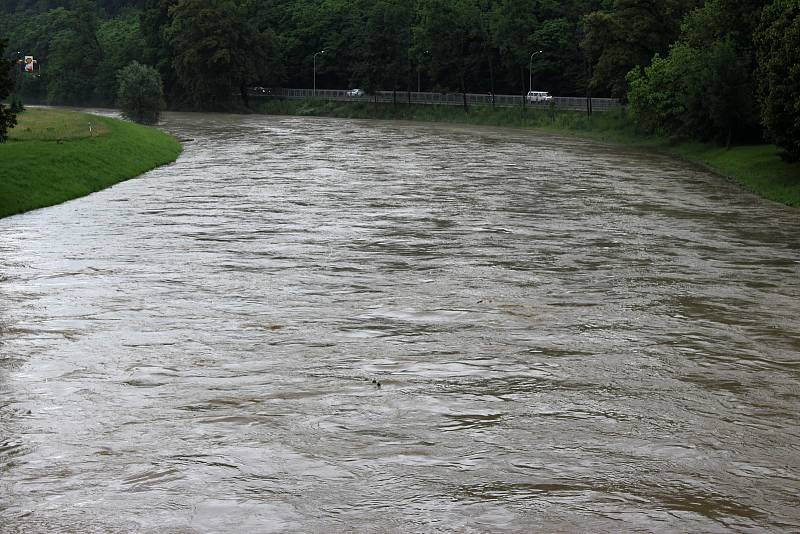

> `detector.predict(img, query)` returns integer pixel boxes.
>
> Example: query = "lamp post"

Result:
[11,50,25,96]
[529,50,543,93]
[313,50,325,97]
[417,50,430,93]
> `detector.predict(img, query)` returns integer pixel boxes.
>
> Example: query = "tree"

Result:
[627,40,754,144]
[691,38,755,146]
[532,18,582,95]
[491,0,541,98]
[352,0,413,100]
[46,1,104,105]
[415,0,485,109]
[626,52,686,137]
[625,0,764,145]
[95,9,146,104]
[117,60,163,123]
[140,0,180,105]
[166,0,276,109]
[0,37,19,142]
[678,0,765,143]
[756,0,800,161]
[582,0,701,98]
[0,7,73,104]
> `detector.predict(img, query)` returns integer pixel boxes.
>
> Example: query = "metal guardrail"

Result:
[253,88,620,112]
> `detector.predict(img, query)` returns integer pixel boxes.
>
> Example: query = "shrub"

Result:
[117,61,164,124]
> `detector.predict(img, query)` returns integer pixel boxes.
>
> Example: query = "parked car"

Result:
[346,88,365,97]
[526,91,553,103]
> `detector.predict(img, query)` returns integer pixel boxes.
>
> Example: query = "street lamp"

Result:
[529,50,543,93]
[313,50,325,97]
[417,50,430,93]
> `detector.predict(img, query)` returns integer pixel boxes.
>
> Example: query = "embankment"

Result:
[0,108,182,218]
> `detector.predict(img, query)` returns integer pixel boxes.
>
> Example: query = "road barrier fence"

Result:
[251,88,620,112]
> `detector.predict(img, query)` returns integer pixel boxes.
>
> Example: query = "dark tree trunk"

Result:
[488,54,495,108]
[521,66,526,109]
[460,73,468,111]
[240,83,249,108]
[585,59,593,117]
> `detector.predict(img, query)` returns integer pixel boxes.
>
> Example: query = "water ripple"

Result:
[0,111,798,532]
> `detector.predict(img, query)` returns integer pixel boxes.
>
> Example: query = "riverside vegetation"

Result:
[256,99,800,207]
[2,0,798,161]
[0,108,181,218]
[2,1,798,207]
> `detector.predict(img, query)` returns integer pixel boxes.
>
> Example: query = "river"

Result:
[1,111,799,533]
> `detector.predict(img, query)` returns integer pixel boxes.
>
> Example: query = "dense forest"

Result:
[1,0,799,159]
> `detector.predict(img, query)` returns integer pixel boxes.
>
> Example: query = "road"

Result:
[253,87,620,112]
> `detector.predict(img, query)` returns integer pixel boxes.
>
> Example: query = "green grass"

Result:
[8,107,111,140]
[255,99,800,207]
[0,108,182,218]
[669,143,800,207]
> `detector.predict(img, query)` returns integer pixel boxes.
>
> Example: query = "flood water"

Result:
[1,111,799,533]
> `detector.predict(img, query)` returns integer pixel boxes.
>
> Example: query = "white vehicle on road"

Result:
[526,91,553,103]
[346,88,365,97]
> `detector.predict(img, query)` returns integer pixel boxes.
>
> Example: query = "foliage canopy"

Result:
[0,37,19,142]
[1,0,799,154]
[756,0,800,161]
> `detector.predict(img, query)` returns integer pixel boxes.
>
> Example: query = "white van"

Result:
[526,91,553,103]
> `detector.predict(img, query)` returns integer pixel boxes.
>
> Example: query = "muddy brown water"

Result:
[1,111,799,533]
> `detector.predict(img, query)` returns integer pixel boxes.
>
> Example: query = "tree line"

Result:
[1,0,798,159]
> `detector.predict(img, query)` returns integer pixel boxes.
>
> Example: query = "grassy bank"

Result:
[0,108,182,218]
[255,99,800,207]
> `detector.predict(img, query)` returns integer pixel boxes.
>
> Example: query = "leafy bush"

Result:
[626,53,686,137]
[117,61,164,124]
[626,40,757,145]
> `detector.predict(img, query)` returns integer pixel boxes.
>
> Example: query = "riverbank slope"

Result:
[255,99,800,208]
[0,108,182,219]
